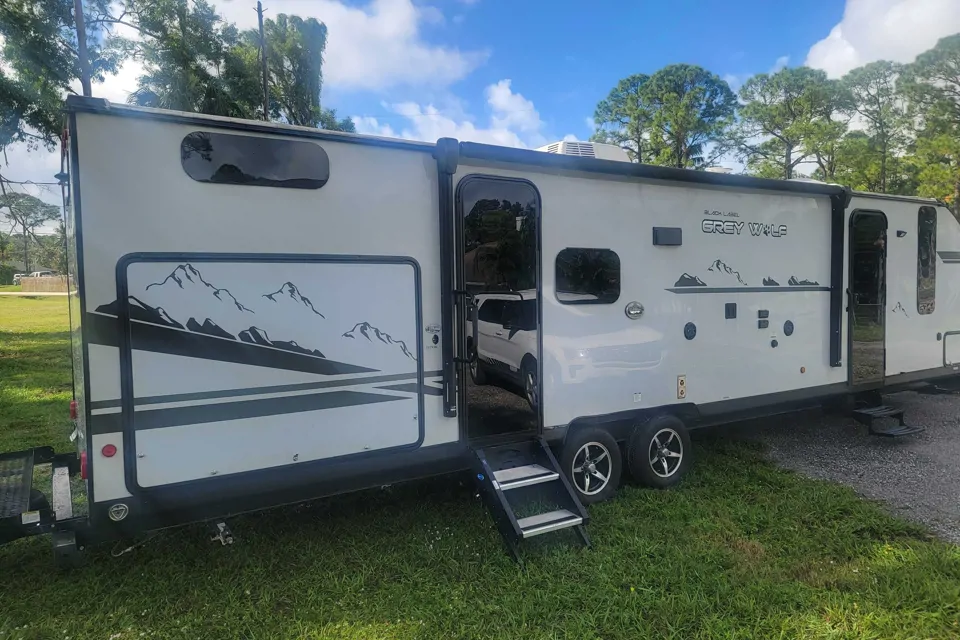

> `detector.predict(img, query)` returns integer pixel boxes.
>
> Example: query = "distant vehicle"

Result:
[469,290,539,410]
[12,273,23,285]
[29,271,56,278]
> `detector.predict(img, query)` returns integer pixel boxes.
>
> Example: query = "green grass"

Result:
[1,298,959,639]
[0,284,23,292]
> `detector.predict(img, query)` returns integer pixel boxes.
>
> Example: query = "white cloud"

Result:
[806,0,960,77]
[354,79,573,148]
[216,0,487,91]
[770,55,790,73]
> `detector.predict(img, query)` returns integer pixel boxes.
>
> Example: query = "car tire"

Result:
[521,357,538,411]
[627,415,691,489]
[560,427,622,505]
[469,356,488,385]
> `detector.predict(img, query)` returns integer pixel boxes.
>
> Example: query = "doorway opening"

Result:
[849,210,887,385]
[456,176,541,440]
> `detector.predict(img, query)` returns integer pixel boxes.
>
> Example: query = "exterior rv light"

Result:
[101,444,117,458]
[54,171,69,186]
[69,400,77,420]
[801,367,806,374]
[80,450,88,479]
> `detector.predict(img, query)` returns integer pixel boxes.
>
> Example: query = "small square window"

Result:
[555,248,620,304]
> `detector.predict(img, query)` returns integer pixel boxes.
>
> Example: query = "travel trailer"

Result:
[2,96,958,562]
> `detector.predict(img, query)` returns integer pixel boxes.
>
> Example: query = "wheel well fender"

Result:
[560,404,700,446]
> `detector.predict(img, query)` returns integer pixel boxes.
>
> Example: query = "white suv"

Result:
[468,290,539,409]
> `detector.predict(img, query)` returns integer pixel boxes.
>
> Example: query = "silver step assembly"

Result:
[493,464,559,490]
[517,509,583,538]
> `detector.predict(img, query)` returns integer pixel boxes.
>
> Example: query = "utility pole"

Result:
[74,0,93,96]
[256,2,269,121]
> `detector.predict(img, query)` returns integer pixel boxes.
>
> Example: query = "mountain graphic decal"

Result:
[186,318,235,340]
[263,282,325,317]
[788,276,820,286]
[95,296,184,329]
[238,326,325,358]
[708,259,748,286]
[763,277,780,286]
[674,273,707,287]
[343,322,416,361]
[147,264,253,313]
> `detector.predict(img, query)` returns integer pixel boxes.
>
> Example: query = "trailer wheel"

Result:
[560,428,622,504]
[627,415,691,488]
[521,357,538,411]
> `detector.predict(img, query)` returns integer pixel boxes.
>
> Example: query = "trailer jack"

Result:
[210,521,234,546]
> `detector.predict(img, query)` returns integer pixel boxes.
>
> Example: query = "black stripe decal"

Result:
[938,251,960,263]
[88,370,443,410]
[666,286,830,294]
[376,382,443,396]
[85,312,377,375]
[91,390,407,433]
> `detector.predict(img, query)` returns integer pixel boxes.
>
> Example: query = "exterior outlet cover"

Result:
[633,392,642,403]
[677,375,686,399]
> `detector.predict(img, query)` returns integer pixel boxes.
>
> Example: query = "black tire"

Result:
[521,357,538,411]
[560,427,622,504]
[627,415,692,489]
[469,356,488,385]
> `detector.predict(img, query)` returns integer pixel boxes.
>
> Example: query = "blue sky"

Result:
[8,0,960,219]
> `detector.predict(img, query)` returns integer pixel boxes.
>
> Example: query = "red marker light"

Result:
[69,400,77,420]
[80,451,88,479]
[101,444,117,458]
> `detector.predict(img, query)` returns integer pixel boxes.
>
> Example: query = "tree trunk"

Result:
[954,177,960,222]
[880,140,888,193]
[784,144,793,180]
[73,0,93,97]
[22,223,29,273]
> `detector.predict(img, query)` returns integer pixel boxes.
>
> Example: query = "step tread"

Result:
[0,450,35,520]
[871,425,926,437]
[493,464,558,489]
[853,405,904,417]
[517,509,582,538]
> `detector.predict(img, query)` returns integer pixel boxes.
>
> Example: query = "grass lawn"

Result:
[0,284,23,292]
[1,297,958,639]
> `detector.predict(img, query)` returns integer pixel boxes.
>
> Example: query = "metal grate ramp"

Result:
[0,450,35,519]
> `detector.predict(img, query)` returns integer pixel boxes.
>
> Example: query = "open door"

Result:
[849,210,887,385]
[455,176,541,439]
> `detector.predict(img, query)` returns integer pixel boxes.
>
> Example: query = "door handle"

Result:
[495,331,504,336]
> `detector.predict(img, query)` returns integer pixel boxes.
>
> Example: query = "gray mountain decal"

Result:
[263,282,325,317]
[147,264,253,312]
[95,296,184,329]
[343,322,416,361]
[238,326,325,358]
[788,276,820,286]
[186,317,235,340]
[674,273,707,287]
[708,259,747,285]
[763,277,780,286]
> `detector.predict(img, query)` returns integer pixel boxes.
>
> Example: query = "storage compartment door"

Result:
[110,256,422,488]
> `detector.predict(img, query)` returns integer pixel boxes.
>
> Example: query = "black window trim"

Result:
[555,247,622,306]
[917,205,937,315]
[180,130,330,190]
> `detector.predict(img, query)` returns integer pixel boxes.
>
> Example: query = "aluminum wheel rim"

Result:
[525,370,538,408]
[470,358,478,379]
[648,428,683,478]
[572,442,612,496]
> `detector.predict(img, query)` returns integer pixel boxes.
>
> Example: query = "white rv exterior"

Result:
[50,97,959,545]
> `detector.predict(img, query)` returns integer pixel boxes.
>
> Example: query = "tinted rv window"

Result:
[180,131,329,189]
[555,248,621,304]
[917,206,937,315]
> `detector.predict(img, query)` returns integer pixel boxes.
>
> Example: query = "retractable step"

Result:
[472,437,590,562]
[851,405,925,438]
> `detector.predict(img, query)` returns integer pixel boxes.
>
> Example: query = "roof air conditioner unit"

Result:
[536,141,631,162]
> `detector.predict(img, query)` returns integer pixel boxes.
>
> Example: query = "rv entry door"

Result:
[849,210,887,385]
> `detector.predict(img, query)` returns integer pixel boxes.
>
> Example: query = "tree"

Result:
[842,61,908,193]
[591,74,657,162]
[903,34,960,216]
[0,191,60,272]
[643,64,737,168]
[731,67,838,179]
[0,0,121,151]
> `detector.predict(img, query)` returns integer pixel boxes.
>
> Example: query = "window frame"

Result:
[180,131,330,190]
[554,247,622,305]
[917,206,937,315]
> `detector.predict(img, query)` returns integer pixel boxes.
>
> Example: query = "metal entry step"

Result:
[517,509,582,538]
[851,406,925,438]
[493,464,559,490]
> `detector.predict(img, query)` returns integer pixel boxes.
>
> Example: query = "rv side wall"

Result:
[73,112,458,504]
[455,162,847,429]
